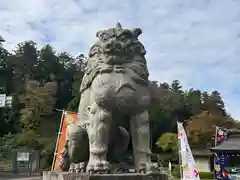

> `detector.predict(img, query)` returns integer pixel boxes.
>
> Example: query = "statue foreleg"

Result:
[131,110,153,173]
[66,124,89,172]
[87,102,112,173]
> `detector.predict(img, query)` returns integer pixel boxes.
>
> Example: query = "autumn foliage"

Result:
[0,40,239,167]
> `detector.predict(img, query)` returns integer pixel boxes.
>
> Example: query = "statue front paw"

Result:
[69,162,86,173]
[87,157,109,174]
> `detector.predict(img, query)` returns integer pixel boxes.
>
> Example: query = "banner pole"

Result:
[213,126,219,180]
[177,122,183,180]
[215,126,218,146]
[51,110,65,171]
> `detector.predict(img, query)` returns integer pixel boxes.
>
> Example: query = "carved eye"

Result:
[118,35,126,42]
[134,44,146,55]
[100,33,109,41]
[118,33,132,42]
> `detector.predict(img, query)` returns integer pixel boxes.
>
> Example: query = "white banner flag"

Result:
[0,94,6,107]
[177,122,200,180]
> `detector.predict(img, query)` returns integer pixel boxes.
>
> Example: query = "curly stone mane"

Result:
[80,23,149,93]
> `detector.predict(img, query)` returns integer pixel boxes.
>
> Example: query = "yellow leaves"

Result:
[156,132,178,153]
[20,80,58,131]
[185,111,240,147]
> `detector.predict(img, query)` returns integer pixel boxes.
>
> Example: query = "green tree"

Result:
[156,132,178,162]
[20,80,57,132]
[156,132,178,153]
[0,39,237,169]
[67,54,86,112]
[185,89,202,115]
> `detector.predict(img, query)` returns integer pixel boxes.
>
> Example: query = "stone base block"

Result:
[42,171,169,180]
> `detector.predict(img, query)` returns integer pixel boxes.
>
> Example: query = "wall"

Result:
[195,156,211,172]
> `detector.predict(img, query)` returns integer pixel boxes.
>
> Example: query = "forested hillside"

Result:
[0,41,239,168]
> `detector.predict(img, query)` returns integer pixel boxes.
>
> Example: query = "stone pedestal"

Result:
[42,171,169,180]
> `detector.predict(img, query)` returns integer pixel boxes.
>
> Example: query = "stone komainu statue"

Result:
[60,23,153,173]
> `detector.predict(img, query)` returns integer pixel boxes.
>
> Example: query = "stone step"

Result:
[42,171,169,180]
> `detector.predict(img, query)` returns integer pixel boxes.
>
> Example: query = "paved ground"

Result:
[0,172,41,180]
[2,177,41,180]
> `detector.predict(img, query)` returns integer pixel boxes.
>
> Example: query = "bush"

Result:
[199,172,213,179]
[12,132,43,149]
[157,153,178,166]
[0,132,57,170]
[172,165,180,178]
[38,137,56,169]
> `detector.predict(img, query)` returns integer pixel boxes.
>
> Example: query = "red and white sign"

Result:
[178,122,200,180]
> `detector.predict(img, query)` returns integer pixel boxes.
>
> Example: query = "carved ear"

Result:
[131,28,142,39]
[116,22,122,30]
[96,30,104,38]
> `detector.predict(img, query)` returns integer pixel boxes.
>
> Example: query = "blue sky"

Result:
[0,0,240,119]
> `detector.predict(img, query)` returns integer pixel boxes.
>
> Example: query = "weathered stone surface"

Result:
[60,23,154,173]
[42,171,169,180]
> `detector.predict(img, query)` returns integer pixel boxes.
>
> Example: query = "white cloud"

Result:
[0,0,240,119]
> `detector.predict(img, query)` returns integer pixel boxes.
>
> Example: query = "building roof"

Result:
[192,149,212,156]
[210,131,240,152]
